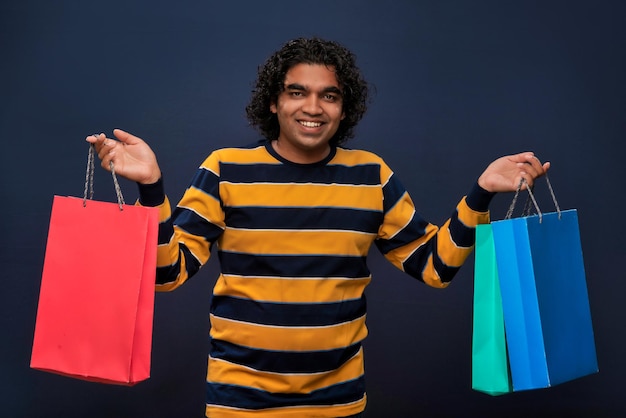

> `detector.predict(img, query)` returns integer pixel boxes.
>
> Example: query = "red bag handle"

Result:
[83,142,126,211]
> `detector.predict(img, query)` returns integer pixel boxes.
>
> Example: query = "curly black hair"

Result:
[245,37,369,146]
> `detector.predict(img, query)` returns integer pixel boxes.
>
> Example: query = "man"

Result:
[87,37,548,418]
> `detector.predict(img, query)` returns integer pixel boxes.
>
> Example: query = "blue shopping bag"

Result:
[491,179,598,391]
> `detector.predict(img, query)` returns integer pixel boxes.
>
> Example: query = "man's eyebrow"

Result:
[321,86,343,95]
[285,83,307,91]
[284,83,343,95]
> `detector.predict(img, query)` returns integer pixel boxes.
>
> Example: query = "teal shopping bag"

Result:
[472,223,512,396]
[492,179,598,391]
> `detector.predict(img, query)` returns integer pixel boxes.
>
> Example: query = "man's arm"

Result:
[377,152,549,287]
[86,130,215,291]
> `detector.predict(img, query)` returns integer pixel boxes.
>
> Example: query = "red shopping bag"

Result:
[31,145,159,385]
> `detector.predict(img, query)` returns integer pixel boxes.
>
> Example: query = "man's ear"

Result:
[270,101,277,114]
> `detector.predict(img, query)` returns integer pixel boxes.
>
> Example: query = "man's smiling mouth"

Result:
[299,121,323,128]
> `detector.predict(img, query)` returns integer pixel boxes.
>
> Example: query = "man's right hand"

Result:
[86,129,162,184]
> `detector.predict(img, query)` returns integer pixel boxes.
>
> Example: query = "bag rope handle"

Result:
[504,173,561,223]
[83,142,126,211]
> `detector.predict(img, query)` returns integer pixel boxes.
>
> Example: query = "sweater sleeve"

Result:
[376,176,492,288]
[136,155,225,291]
[137,177,166,207]
[465,181,496,212]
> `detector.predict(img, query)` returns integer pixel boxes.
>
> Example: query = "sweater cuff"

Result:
[465,181,496,212]
[137,177,165,206]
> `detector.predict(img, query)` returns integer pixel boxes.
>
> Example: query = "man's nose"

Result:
[302,95,323,115]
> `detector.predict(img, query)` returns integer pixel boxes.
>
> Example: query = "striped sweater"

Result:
[141,140,492,418]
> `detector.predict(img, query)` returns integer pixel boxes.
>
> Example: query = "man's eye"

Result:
[290,91,303,97]
[324,94,338,102]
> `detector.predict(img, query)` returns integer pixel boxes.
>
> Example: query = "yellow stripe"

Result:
[156,243,173,266]
[210,314,368,352]
[436,219,472,267]
[457,196,490,226]
[436,197,489,267]
[220,228,375,256]
[220,182,382,210]
[422,254,447,288]
[377,192,416,240]
[202,146,280,169]
[155,243,191,292]
[171,225,212,264]
[177,186,225,228]
[213,275,371,303]
[382,223,438,271]
[205,396,366,418]
[207,348,364,394]
[155,226,214,292]
[135,196,172,222]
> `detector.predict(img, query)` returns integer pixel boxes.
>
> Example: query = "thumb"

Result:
[113,128,143,145]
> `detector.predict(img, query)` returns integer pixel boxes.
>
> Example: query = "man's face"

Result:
[270,63,345,163]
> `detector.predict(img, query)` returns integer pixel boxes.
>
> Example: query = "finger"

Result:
[100,155,113,172]
[520,154,549,176]
[521,175,534,190]
[97,135,117,160]
[113,128,141,145]
[86,133,105,147]
[99,144,117,172]
[531,158,549,177]
[515,168,536,190]
[516,167,539,190]
[509,152,535,164]
[519,161,551,190]
[527,155,546,173]
[517,161,539,176]
[97,136,108,158]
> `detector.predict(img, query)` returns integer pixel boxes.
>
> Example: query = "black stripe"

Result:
[220,161,381,185]
[432,251,461,283]
[374,214,430,255]
[206,376,365,410]
[210,339,362,373]
[157,220,174,245]
[172,207,223,242]
[180,243,201,277]
[189,166,220,200]
[399,234,435,283]
[211,295,366,326]
[399,234,462,284]
[224,206,382,232]
[448,210,475,248]
[218,252,370,278]
[155,243,202,284]
[156,259,181,285]
[381,174,407,213]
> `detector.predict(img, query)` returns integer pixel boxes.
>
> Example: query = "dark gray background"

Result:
[2,1,624,417]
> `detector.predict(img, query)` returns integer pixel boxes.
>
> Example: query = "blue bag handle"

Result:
[504,174,561,223]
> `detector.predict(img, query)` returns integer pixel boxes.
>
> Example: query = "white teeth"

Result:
[300,121,322,128]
